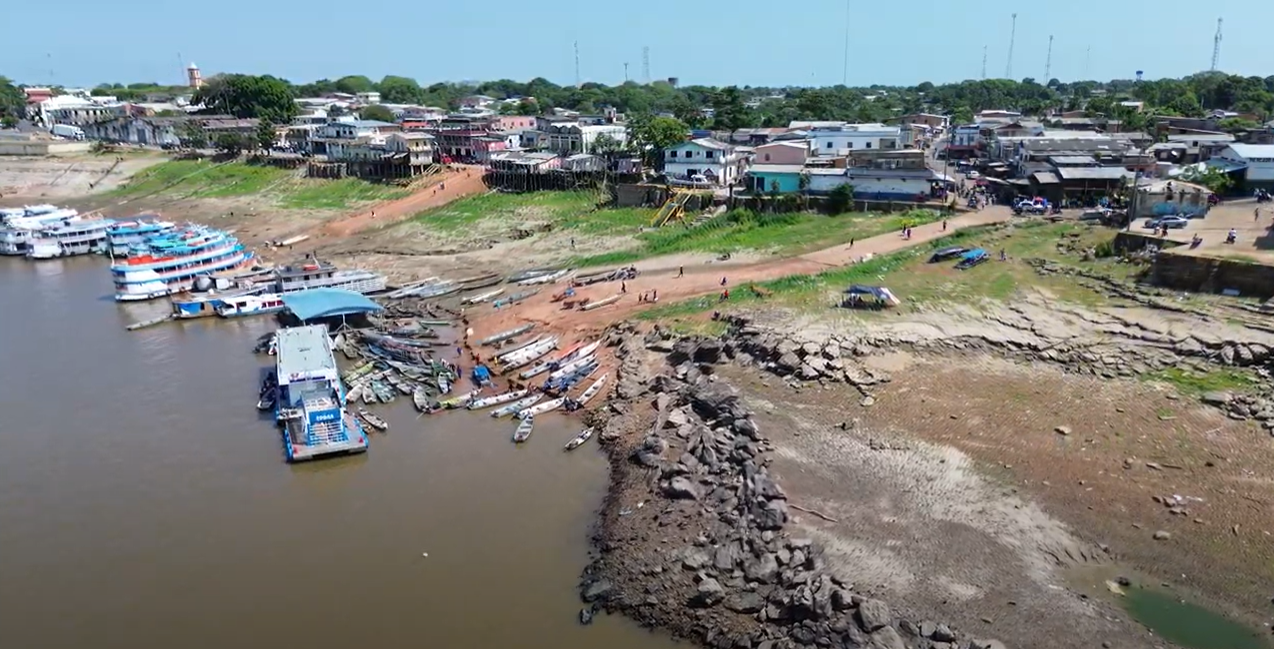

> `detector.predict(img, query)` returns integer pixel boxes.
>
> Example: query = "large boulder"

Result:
[867,626,906,649]
[690,383,743,421]
[725,591,767,614]
[632,435,668,467]
[776,352,803,375]
[664,476,701,500]
[580,578,613,603]
[744,552,780,583]
[692,577,726,607]
[755,499,789,530]
[752,472,787,500]
[856,599,891,632]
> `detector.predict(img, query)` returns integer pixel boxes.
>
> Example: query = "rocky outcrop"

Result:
[583,325,1003,649]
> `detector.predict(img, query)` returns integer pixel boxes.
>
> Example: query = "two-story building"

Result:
[809,123,901,156]
[539,122,628,154]
[753,141,810,166]
[663,138,745,186]
[1211,143,1274,190]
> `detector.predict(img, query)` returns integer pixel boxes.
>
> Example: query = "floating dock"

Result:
[275,325,369,462]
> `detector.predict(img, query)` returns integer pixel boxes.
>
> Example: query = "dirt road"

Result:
[317,165,488,239]
[464,207,1013,344]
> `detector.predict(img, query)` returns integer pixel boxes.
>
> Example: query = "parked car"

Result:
[1078,208,1111,222]
[1145,216,1189,230]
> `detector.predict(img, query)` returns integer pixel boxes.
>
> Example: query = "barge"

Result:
[275,325,369,462]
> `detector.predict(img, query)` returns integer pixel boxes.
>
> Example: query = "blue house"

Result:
[747,164,806,194]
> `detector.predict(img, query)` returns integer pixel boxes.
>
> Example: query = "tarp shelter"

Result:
[842,285,901,307]
[281,288,383,323]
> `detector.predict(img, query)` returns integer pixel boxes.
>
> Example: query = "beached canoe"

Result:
[412,386,432,412]
[517,396,565,420]
[438,389,479,409]
[512,415,534,443]
[581,294,622,311]
[467,389,530,410]
[501,341,558,370]
[549,353,597,381]
[577,373,609,405]
[517,268,573,285]
[496,337,557,366]
[480,323,535,346]
[491,394,542,418]
[564,427,594,451]
[462,288,504,305]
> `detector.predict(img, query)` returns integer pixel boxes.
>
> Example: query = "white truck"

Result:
[50,124,85,140]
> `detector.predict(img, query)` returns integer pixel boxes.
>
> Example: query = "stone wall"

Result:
[1149,251,1274,298]
[0,140,92,156]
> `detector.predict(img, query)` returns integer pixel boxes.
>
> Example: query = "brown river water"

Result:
[0,256,680,649]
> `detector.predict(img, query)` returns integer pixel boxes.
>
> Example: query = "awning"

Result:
[281,288,383,321]
[1031,172,1060,184]
[1206,158,1248,174]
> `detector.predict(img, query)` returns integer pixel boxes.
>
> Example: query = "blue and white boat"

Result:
[215,293,287,318]
[275,325,369,462]
[26,218,115,259]
[110,226,256,301]
[107,218,174,258]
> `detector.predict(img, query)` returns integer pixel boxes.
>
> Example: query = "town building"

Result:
[890,113,950,130]
[809,123,901,156]
[753,141,809,166]
[663,138,746,186]
[538,121,628,154]
[1211,143,1274,190]
[488,151,562,173]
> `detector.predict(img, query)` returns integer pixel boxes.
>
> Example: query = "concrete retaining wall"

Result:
[1149,251,1274,298]
[0,140,92,156]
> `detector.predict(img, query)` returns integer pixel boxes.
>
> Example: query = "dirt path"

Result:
[465,207,1014,343]
[317,165,488,238]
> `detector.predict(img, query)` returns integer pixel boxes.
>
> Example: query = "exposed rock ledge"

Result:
[581,324,1006,649]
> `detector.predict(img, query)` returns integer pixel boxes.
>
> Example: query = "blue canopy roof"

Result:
[961,248,987,260]
[281,288,383,321]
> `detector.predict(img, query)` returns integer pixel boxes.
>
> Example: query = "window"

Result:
[847,142,853,149]
[825,141,833,149]
[865,142,872,149]
[764,153,770,161]
[706,151,714,159]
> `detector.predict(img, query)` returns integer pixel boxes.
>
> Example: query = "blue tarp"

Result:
[961,248,987,260]
[281,288,383,321]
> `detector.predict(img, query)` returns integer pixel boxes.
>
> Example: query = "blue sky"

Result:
[6,0,1271,88]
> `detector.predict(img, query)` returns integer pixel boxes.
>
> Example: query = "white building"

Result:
[663,138,746,186]
[809,123,901,156]
[37,94,126,127]
[807,168,940,200]
[1212,144,1274,188]
[540,122,628,154]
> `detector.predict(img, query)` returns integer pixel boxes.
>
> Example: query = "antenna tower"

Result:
[1004,13,1017,79]
[1211,18,1223,71]
[574,41,581,87]
[623,62,629,82]
[1085,45,1091,78]
[642,46,651,83]
[981,46,987,80]
[1044,35,1053,80]
[841,0,851,85]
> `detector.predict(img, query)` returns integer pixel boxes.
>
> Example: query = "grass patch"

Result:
[639,221,1142,324]
[109,159,409,209]
[573,208,942,268]
[277,178,407,210]
[110,159,288,199]
[1145,367,1256,396]
[410,191,650,235]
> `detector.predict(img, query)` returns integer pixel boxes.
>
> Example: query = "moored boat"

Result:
[275,258,387,295]
[512,415,534,443]
[517,268,572,285]
[215,293,287,318]
[438,389,479,409]
[412,386,432,411]
[495,336,552,363]
[549,353,597,381]
[564,427,594,451]
[501,339,558,370]
[462,288,504,305]
[357,408,389,431]
[577,373,609,405]
[467,389,530,410]
[25,218,115,259]
[480,323,535,346]
[111,226,255,301]
[517,396,565,420]
[491,394,541,418]
[581,294,622,311]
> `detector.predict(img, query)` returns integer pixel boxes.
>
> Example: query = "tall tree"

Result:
[629,115,688,169]
[378,75,426,104]
[334,75,376,95]
[0,76,26,122]
[256,120,278,151]
[359,104,396,122]
[195,74,298,124]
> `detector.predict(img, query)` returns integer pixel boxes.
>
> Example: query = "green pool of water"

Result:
[1122,588,1268,649]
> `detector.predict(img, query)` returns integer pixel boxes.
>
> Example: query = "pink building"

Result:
[472,135,509,162]
[491,115,536,131]
[753,141,810,165]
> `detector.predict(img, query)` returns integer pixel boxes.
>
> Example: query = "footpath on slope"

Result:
[464,207,1013,345]
[316,165,488,239]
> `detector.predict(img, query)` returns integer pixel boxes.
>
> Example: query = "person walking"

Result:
[652,289,657,302]
[849,238,854,248]
[942,219,947,231]
[677,266,684,278]
[720,276,727,286]
[621,281,627,293]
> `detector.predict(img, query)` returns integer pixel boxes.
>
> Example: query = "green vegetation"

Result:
[640,221,1142,323]
[1121,587,1266,649]
[110,160,406,209]
[410,191,651,235]
[1145,367,1255,396]
[573,208,941,268]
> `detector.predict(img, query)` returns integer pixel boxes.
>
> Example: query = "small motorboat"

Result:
[437,373,452,394]
[564,427,594,451]
[577,373,609,406]
[517,396,565,420]
[357,408,389,431]
[438,389,479,409]
[513,415,534,443]
[467,389,530,410]
[491,394,542,418]
[256,387,277,411]
[412,386,432,412]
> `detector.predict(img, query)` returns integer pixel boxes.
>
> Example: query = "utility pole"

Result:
[981,46,987,80]
[573,41,581,87]
[1084,45,1091,78]
[1211,18,1223,71]
[1005,13,1017,79]
[1044,35,1053,81]
[642,46,651,84]
[841,0,851,85]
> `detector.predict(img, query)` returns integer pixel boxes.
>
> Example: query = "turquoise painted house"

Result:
[747,164,806,194]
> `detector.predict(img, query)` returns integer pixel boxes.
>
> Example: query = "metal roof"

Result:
[281,288,383,321]
[1225,143,1274,159]
[1054,167,1136,181]
[748,164,805,175]
[1031,172,1061,184]
[1048,155,1098,166]
[275,325,336,380]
